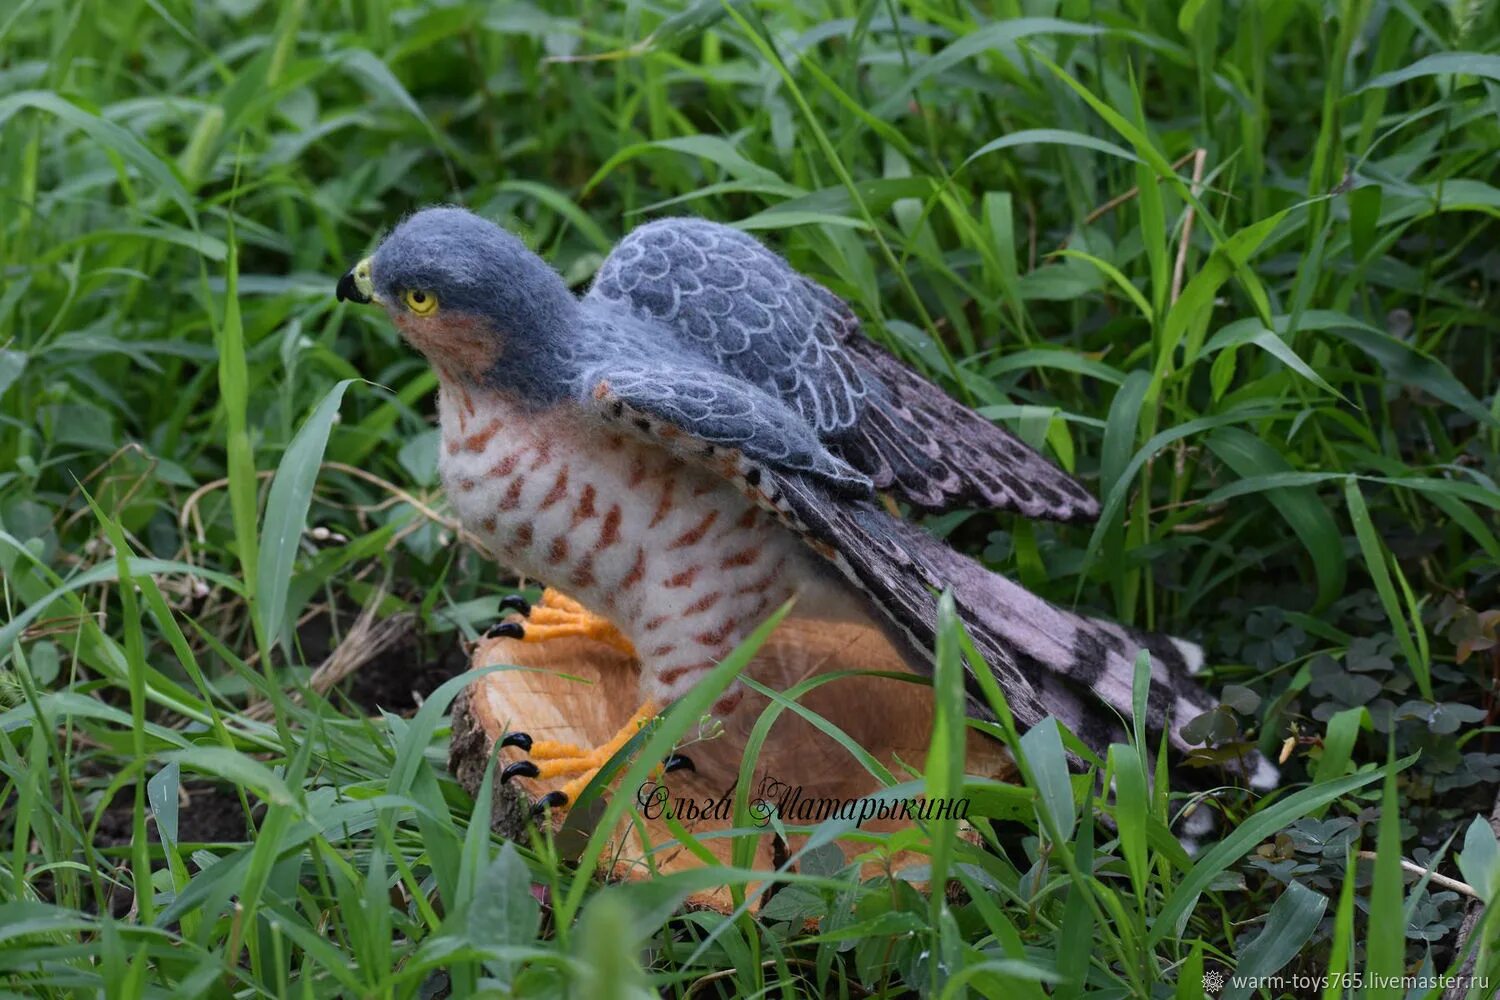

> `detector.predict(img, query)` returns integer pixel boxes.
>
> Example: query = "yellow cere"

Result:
[352,257,377,302]
[403,289,438,315]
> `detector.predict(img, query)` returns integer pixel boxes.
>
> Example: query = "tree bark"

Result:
[447,618,1013,912]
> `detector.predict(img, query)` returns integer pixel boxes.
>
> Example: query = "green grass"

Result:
[2,0,1499,996]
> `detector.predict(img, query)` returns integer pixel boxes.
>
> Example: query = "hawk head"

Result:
[337,206,577,386]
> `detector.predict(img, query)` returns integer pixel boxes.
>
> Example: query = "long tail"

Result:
[909,528,1214,753]
[762,468,1250,768]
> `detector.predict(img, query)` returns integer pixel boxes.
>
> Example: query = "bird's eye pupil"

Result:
[402,288,437,313]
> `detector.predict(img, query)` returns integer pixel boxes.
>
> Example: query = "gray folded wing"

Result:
[587,216,1100,520]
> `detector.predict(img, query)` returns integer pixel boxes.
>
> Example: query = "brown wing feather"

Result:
[810,285,1100,521]
[591,386,1271,781]
[589,217,1100,522]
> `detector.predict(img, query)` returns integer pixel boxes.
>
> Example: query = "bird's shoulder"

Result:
[587,218,870,436]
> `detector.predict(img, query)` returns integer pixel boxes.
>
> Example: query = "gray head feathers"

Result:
[373,207,575,333]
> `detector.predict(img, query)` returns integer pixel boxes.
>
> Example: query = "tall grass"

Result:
[1,0,1498,996]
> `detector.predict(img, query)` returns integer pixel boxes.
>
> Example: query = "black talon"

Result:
[500,732,533,752]
[662,753,695,774]
[501,760,540,783]
[532,790,569,816]
[486,621,525,640]
[499,594,531,616]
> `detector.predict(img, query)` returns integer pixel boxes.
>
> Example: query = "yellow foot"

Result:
[499,700,691,815]
[486,587,636,658]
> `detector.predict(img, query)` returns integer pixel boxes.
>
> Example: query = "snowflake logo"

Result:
[1202,969,1225,993]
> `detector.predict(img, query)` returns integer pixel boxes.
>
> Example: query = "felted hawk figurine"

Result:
[337,207,1236,812]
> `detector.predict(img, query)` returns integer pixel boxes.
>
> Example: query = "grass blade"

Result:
[255,379,357,647]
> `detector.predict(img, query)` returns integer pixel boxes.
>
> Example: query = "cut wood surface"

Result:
[448,617,1015,912]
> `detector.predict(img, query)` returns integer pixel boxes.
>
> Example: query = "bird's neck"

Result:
[398,310,503,388]
[436,373,541,428]
[435,378,544,456]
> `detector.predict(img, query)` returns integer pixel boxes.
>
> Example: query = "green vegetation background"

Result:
[1,0,1498,996]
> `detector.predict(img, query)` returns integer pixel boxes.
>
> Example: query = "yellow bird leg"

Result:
[528,700,659,805]
[508,587,637,658]
[538,587,587,615]
[526,738,591,760]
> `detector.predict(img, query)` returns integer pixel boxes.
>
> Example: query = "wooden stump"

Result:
[448,617,1015,912]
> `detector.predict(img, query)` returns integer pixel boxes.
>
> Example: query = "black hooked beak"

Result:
[336,257,375,304]
[335,271,367,304]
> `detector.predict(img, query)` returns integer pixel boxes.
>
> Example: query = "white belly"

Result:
[436,385,824,704]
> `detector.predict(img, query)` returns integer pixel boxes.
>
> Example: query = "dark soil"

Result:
[93,621,470,846]
[94,780,255,848]
[77,620,473,918]
[339,626,469,714]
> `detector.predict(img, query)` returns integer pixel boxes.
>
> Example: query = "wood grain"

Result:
[448,617,1015,912]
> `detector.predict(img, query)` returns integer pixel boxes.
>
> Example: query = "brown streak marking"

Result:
[643,615,669,632]
[570,484,597,527]
[664,567,699,589]
[570,554,595,589]
[683,591,722,616]
[719,546,760,569]
[499,476,526,511]
[627,454,649,489]
[480,516,496,533]
[592,506,622,553]
[733,569,781,596]
[668,510,719,550]
[736,508,759,530]
[695,619,738,647]
[490,452,521,477]
[548,536,569,564]
[648,478,675,528]
[459,479,475,492]
[463,418,503,453]
[650,643,676,658]
[511,522,533,547]
[619,548,646,591]
[527,436,552,471]
[658,663,712,687]
[446,438,460,455]
[540,466,569,510]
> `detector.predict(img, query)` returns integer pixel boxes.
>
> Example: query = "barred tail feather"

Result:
[761,468,1263,777]
[918,536,1216,754]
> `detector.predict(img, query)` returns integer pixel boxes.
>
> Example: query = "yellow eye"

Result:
[403,289,438,315]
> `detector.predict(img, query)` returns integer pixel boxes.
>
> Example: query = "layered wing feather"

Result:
[833,334,1100,521]
[588,217,868,436]
[582,363,873,495]
[586,378,1235,760]
[587,216,1099,521]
